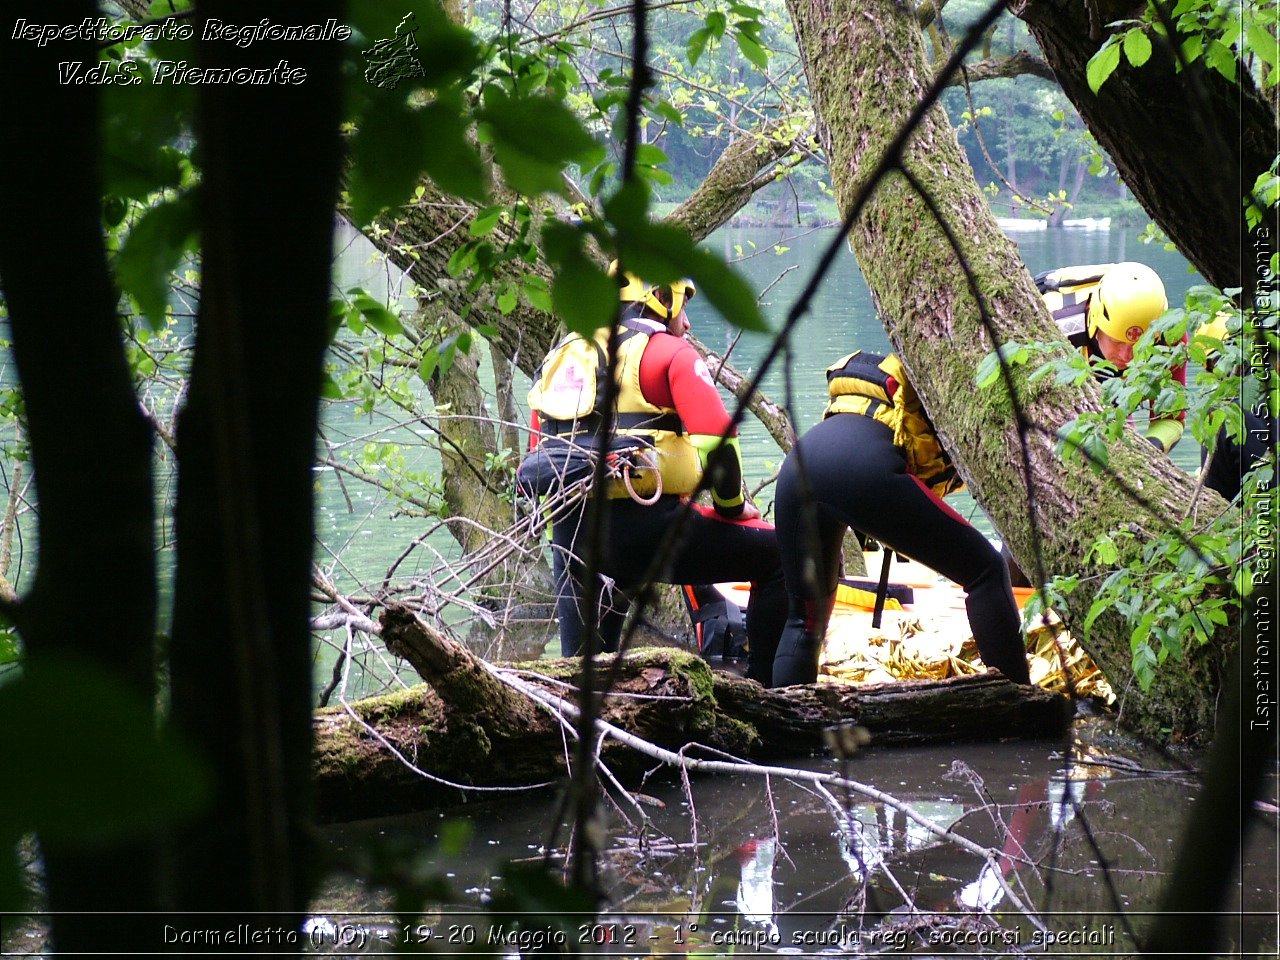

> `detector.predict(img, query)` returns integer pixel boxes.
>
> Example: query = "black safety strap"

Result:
[541,411,683,438]
[871,547,894,629]
[858,397,887,419]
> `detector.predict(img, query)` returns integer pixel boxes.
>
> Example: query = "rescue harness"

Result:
[523,311,701,503]
[823,351,963,498]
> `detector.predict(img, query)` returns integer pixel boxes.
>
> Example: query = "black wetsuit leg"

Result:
[553,497,786,677]
[551,502,630,657]
[1203,408,1274,501]
[772,414,1030,686]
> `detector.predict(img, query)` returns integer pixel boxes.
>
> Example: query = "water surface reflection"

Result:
[311,718,1278,955]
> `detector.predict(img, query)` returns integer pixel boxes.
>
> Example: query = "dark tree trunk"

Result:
[0,7,159,949]
[1015,0,1275,299]
[784,0,1234,741]
[166,0,345,922]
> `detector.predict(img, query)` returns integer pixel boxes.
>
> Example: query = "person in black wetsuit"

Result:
[769,352,1032,688]
[527,270,786,680]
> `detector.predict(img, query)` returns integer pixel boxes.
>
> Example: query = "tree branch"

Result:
[943,50,1055,85]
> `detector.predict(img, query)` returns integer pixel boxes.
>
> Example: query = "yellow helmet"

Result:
[1195,311,1231,348]
[1087,262,1167,343]
[1194,311,1234,371]
[608,261,697,320]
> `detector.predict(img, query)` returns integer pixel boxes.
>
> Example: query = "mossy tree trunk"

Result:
[1014,0,1275,300]
[784,0,1233,740]
[312,612,1071,822]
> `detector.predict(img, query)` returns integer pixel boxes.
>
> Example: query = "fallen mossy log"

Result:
[312,605,1072,821]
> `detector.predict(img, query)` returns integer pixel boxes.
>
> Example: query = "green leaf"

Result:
[0,631,18,666]
[1089,534,1119,566]
[320,372,344,399]
[1204,39,1238,81]
[102,196,129,230]
[114,192,198,330]
[683,249,767,333]
[602,184,766,333]
[1130,612,1156,652]
[975,351,1002,389]
[639,167,674,187]
[634,144,670,168]
[347,288,404,337]
[1123,29,1152,68]
[1132,644,1157,691]
[588,159,618,197]
[521,274,553,312]
[348,94,486,225]
[100,64,189,199]
[497,284,518,314]
[1180,33,1204,65]
[419,95,486,201]
[480,91,600,197]
[470,205,506,238]
[1248,22,1280,77]
[542,222,616,335]
[348,100,425,225]
[735,31,769,70]
[654,101,684,126]
[345,305,366,336]
[687,26,712,65]
[446,239,480,278]
[1086,38,1122,94]
[0,655,210,847]
[1084,598,1108,635]
[603,179,652,232]
[418,350,439,384]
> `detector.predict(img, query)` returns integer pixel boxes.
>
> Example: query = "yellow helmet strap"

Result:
[669,287,687,319]
[667,280,696,319]
[644,288,672,319]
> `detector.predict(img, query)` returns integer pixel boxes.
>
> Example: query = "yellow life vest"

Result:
[528,318,701,499]
[1035,264,1111,349]
[823,351,964,498]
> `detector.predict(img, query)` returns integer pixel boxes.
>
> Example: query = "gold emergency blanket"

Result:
[817,558,1114,702]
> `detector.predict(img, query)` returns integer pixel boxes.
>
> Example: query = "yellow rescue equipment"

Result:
[526,319,701,501]
[823,351,963,498]
[609,261,697,320]
[1036,262,1167,344]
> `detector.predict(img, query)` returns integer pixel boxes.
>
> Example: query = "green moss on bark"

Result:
[783,0,1234,742]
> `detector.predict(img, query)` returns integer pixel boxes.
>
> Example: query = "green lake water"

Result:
[308,716,1278,957]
